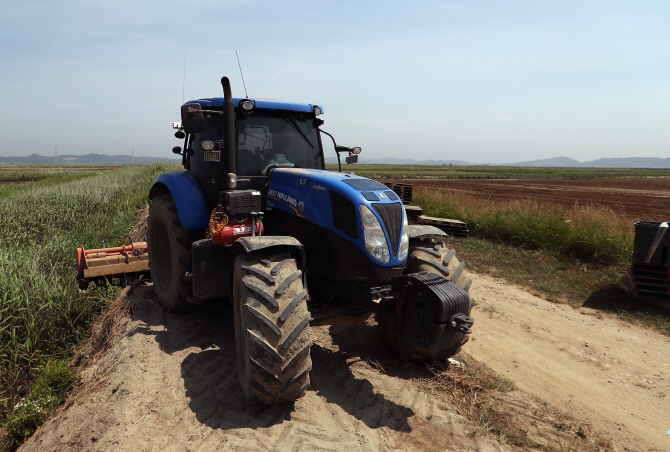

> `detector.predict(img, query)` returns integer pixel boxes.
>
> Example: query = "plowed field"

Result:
[380,178,670,221]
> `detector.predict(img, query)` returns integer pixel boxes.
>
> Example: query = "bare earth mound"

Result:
[20,273,670,451]
[22,285,502,452]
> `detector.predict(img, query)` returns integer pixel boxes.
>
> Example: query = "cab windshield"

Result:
[237,111,324,176]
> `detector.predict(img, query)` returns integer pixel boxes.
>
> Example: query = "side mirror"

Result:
[174,131,185,139]
[351,147,361,155]
[181,103,204,134]
[172,146,182,155]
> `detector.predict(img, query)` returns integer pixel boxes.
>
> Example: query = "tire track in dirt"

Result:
[22,284,502,452]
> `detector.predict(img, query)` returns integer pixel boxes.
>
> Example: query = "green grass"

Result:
[0,172,107,201]
[326,163,670,179]
[415,190,633,265]
[0,162,175,443]
[3,360,73,448]
[0,171,95,183]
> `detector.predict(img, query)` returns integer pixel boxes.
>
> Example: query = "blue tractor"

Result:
[146,76,474,404]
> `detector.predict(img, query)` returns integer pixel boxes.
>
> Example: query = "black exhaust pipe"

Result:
[221,77,236,180]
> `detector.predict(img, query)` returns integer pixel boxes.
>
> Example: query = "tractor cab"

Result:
[173,97,329,201]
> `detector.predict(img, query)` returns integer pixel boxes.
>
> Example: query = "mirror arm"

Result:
[318,128,342,172]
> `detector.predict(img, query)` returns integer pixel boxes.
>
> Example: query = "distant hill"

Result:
[503,157,582,167]
[3,153,669,168]
[506,156,670,168]
[325,156,470,165]
[0,153,180,164]
[581,157,670,168]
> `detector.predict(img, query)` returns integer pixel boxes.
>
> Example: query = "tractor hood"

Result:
[266,168,407,267]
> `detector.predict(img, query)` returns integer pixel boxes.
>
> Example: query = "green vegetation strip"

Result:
[0,172,106,201]
[415,190,632,265]
[326,163,670,179]
[0,171,104,183]
[0,163,174,446]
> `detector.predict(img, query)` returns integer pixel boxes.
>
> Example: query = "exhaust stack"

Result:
[221,77,236,184]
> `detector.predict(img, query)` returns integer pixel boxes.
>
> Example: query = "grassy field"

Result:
[0,165,125,183]
[0,162,174,446]
[327,163,670,179]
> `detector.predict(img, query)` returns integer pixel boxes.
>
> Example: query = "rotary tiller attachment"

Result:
[75,242,150,291]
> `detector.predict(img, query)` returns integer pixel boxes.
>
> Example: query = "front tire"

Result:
[405,237,472,293]
[232,251,312,404]
[146,193,192,312]
[378,237,473,361]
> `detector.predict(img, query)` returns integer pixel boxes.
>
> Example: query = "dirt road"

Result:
[22,285,501,452]
[21,272,670,451]
[469,274,670,451]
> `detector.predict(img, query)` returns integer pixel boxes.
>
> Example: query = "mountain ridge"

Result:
[2,153,669,168]
[0,153,181,164]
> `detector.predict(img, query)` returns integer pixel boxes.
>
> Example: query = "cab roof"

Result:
[186,97,324,114]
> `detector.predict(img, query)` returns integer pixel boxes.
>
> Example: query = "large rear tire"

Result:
[378,237,473,361]
[146,193,192,312]
[232,251,312,404]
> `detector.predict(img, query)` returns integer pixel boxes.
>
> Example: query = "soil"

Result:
[380,178,670,222]
[470,274,670,451]
[19,271,670,451]
[21,286,503,452]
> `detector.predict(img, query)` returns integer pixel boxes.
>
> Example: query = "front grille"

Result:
[372,202,403,255]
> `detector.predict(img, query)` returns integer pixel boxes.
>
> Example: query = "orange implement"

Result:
[76,242,149,290]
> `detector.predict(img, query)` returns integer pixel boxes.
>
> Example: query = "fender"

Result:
[149,170,208,229]
[231,236,306,270]
[407,225,447,239]
[231,236,307,291]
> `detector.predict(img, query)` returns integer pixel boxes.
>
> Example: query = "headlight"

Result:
[398,207,409,261]
[360,204,390,263]
[239,99,254,111]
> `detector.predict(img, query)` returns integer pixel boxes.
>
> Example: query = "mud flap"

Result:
[192,238,230,298]
[391,272,474,351]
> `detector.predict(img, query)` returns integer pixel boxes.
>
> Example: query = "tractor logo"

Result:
[297,201,305,215]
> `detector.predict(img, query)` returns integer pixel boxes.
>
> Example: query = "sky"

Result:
[1,1,669,164]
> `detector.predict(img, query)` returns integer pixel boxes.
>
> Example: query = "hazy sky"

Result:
[1,1,668,164]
